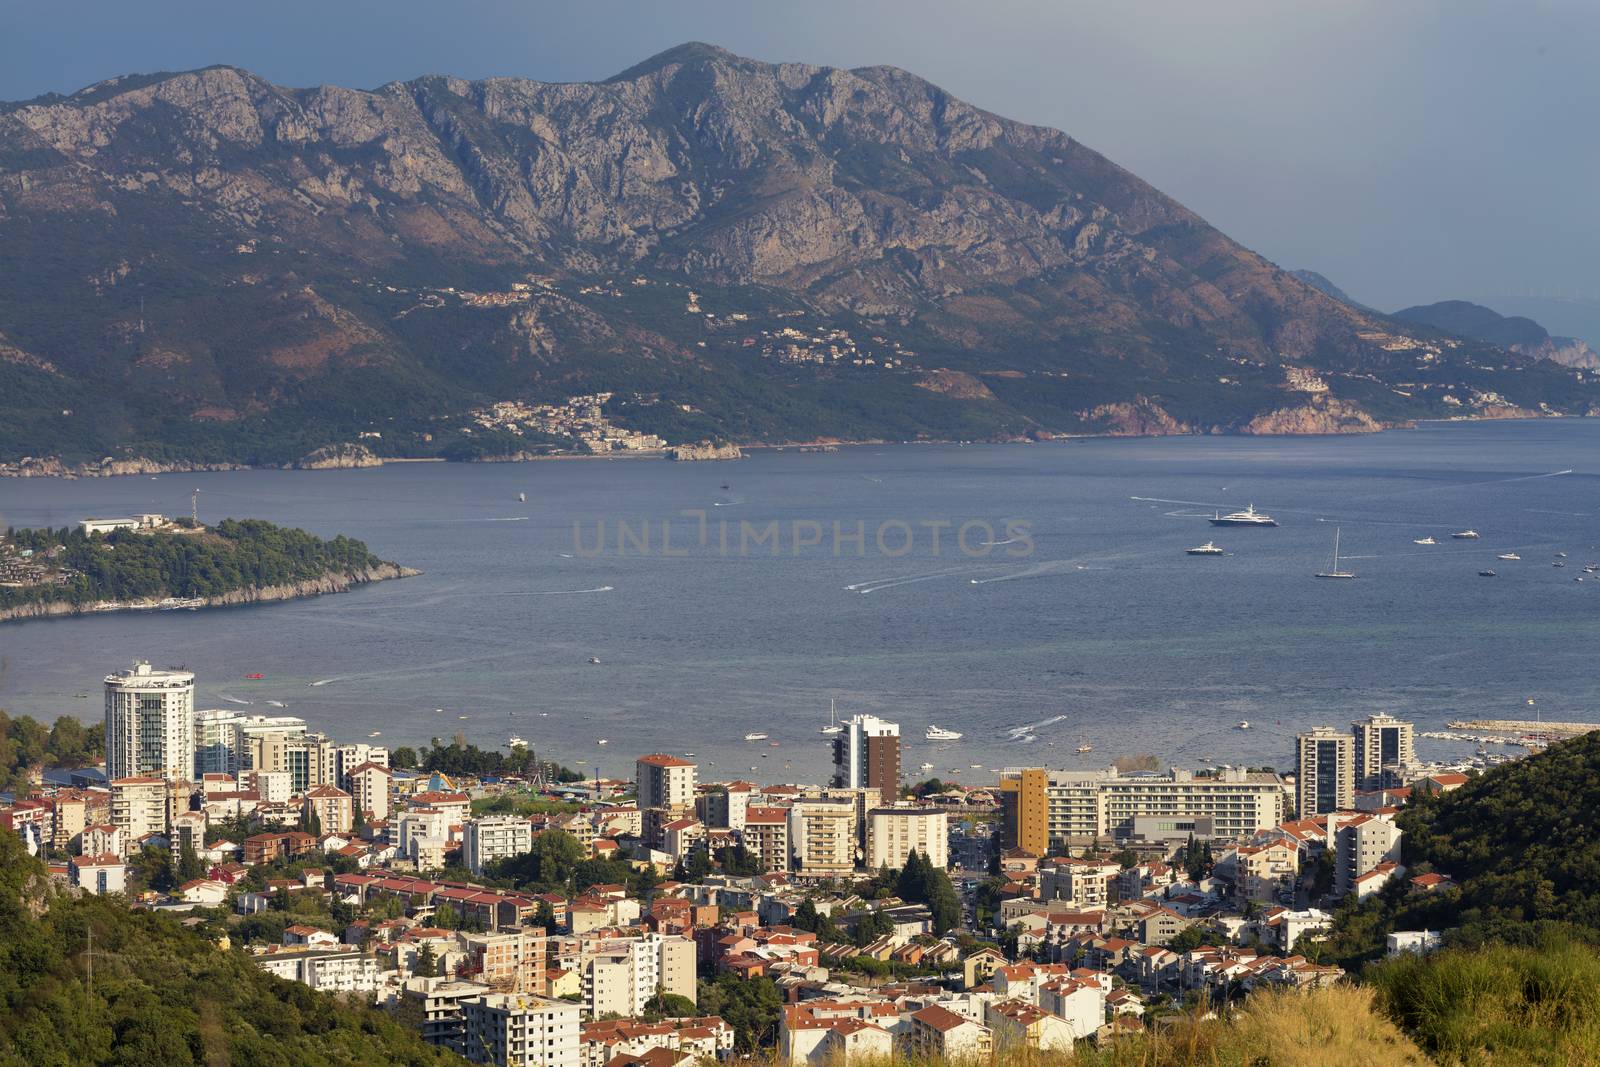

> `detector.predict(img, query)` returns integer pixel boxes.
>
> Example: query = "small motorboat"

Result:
[1237,720,1251,730]
[1413,537,1436,546]
[1479,570,1498,578]
[1453,530,1481,540]
[1497,552,1521,561]
[244,672,265,680]
[589,656,601,665]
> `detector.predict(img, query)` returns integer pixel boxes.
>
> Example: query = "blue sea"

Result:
[2,419,1597,786]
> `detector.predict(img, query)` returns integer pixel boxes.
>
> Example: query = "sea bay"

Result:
[2,418,1596,786]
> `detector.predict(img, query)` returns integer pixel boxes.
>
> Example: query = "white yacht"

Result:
[1076,743,1093,754]
[1186,541,1225,556]
[1210,504,1278,527]
[1315,527,1357,579]
[506,735,526,749]
[920,761,935,772]
[1497,552,1521,561]
[820,699,844,735]
[744,732,769,742]
[1413,536,1437,545]
[1236,720,1251,730]
[1453,530,1481,540]
[926,725,963,741]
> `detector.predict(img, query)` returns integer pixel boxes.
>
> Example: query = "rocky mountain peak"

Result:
[0,44,1593,469]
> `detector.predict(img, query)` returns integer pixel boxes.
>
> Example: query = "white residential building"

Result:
[1333,813,1404,896]
[1352,713,1416,790]
[105,661,195,781]
[462,993,581,1067]
[464,816,534,875]
[866,807,948,870]
[254,950,382,995]
[109,777,168,854]
[1297,727,1356,817]
[788,798,858,877]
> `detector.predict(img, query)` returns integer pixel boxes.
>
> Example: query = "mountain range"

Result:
[1,43,1595,471]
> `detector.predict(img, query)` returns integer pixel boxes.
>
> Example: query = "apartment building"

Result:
[635,754,697,813]
[999,766,1287,849]
[109,777,167,854]
[1297,727,1356,816]
[460,929,547,994]
[464,816,534,875]
[832,714,900,805]
[461,993,581,1067]
[1352,713,1416,790]
[738,807,791,873]
[104,661,194,781]
[787,798,857,878]
[347,761,393,821]
[866,807,949,870]
[580,934,697,1019]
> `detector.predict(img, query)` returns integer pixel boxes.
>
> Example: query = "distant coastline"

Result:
[3,411,1586,480]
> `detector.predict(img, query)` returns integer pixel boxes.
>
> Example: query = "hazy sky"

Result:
[6,0,1598,313]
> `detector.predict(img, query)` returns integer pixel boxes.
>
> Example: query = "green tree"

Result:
[175,841,206,883]
[695,974,782,1051]
[644,991,697,1018]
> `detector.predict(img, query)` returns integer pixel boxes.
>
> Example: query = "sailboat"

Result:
[820,698,844,735]
[1315,527,1356,579]
[518,492,526,502]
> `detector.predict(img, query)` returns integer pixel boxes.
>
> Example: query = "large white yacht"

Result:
[926,725,963,741]
[1209,504,1278,527]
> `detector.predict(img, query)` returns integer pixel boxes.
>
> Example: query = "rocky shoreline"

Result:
[0,563,419,623]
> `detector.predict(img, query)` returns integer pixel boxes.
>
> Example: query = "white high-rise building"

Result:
[1297,727,1356,817]
[105,661,195,781]
[832,714,901,805]
[193,709,242,776]
[1352,713,1416,790]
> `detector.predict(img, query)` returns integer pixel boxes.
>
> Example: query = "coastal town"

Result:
[0,658,1503,1066]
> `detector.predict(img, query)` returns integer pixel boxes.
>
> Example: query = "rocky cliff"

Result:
[1,44,1594,468]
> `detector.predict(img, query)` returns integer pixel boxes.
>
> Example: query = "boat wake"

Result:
[308,679,335,687]
[524,585,614,595]
[845,567,974,594]
[1003,714,1067,740]
[970,560,1090,585]
[219,695,252,705]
